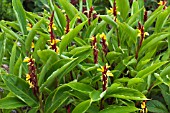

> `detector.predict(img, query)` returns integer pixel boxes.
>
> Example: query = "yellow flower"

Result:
[27,23,32,31]
[137,29,149,37]
[100,33,106,40]
[31,42,34,49]
[48,39,60,46]
[23,57,30,62]
[106,70,113,77]
[28,81,34,88]
[26,74,31,81]
[107,8,113,14]
[158,1,167,5]
[90,36,95,41]
[48,23,57,32]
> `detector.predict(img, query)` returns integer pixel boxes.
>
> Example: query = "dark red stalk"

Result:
[65,15,70,34]
[113,0,117,21]
[144,10,147,22]
[101,38,108,55]
[91,36,98,64]
[88,7,94,25]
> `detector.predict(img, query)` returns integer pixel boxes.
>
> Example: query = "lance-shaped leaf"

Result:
[0,33,5,66]
[12,0,27,36]
[99,15,117,28]
[0,97,27,109]
[99,106,138,113]
[116,0,130,20]
[2,75,38,107]
[59,20,87,54]
[25,18,44,51]
[40,49,91,90]
[72,100,92,113]
[136,61,167,78]
[59,0,78,19]
[106,83,147,100]
[9,42,17,74]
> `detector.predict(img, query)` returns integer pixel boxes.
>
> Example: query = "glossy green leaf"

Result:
[147,100,169,113]
[25,18,44,51]
[12,0,27,36]
[116,0,130,20]
[90,90,104,102]
[59,20,87,54]
[0,97,26,109]
[2,75,38,107]
[9,42,17,74]
[37,49,59,64]
[72,100,92,113]
[106,84,147,100]
[0,33,5,65]
[139,33,170,55]
[144,6,163,31]
[155,7,170,33]
[66,82,94,94]
[45,85,70,113]
[127,78,144,87]
[99,106,138,113]
[59,0,78,19]
[136,61,167,78]
[99,15,117,28]
[40,49,91,90]
[13,55,22,76]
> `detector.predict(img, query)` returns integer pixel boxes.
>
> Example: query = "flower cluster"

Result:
[158,0,167,10]
[107,0,120,21]
[91,36,98,64]
[48,11,60,53]
[141,100,148,113]
[23,56,38,96]
[136,22,149,59]
[88,7,97,25]
[65,14,70,34]
[98,64,113,91]
[100,33,108,55]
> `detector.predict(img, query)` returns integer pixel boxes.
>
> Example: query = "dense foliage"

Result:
[0,0,170,113]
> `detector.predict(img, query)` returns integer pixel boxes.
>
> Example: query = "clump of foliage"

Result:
[0,0,15,20]
[0,0,170,113]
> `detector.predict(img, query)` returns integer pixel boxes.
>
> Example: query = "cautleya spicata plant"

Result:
[0,0,170,113]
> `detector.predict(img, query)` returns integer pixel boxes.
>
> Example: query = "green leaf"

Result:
[66,82,94,94]
[147,100,169,113]
[37,49,59,64]
[155,7,170,33]
[2,75,38,107]
[13,55,22,76]
[106,84,147,100]
[0,23,24,44]
[45,85,70,113]
[59,20,87,54]
[0,33,5,65]
[9,42,17,74]
[99,106,138,113]
[136,61,167,78]
[40,49,91,90]
[90,90,105,102]
[86,0,92,11]
[25,18,44,51]
[99,15,117,28]
[144,6,163,31]
[116,0,130,20]
[12,0,27,36]
[72,100,92,113]
[0,97,26,109]
[127,78,144,87]
[139,33,170,56]
[59,0,78,19]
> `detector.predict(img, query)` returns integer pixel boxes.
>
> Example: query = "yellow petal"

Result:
[91,36,95,41]
[26,74,31,81]
[158,1,163,5]
[31,42,34,49]
[144,32,149,37]
[23,57,30,62]
[100,33,106,40]
[28,81,34,88]
[141,102,146,109]
[107,70,113,77]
